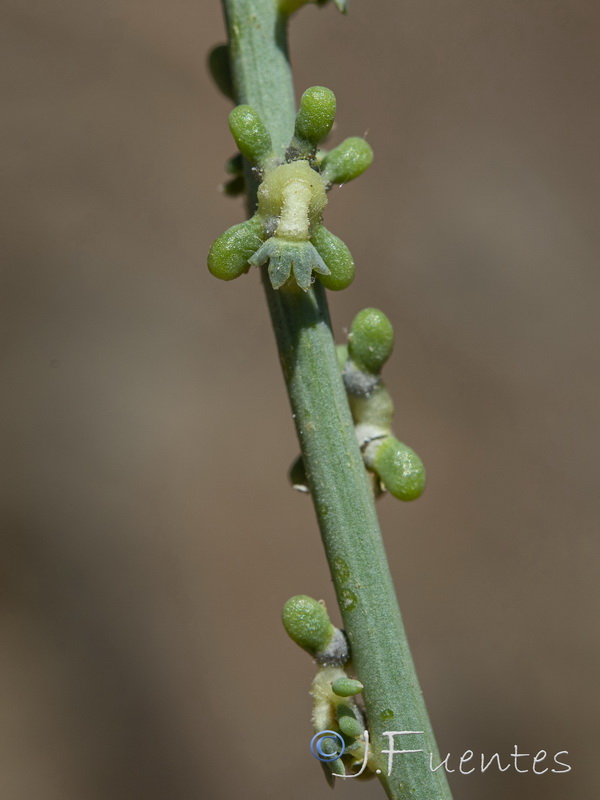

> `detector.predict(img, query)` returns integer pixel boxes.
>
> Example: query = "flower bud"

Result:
[228,105,273,166]
[348,308,394,374]
[331,677,364,697]
[321,137,373,185]
[311,225,355,291]
[373,436,426,501]
[294,86,337,147]
[282,595,335,655]
[207,215,265,281]
[337,705,363,738]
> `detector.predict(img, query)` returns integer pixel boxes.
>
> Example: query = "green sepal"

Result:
[207,44,234,101]
[294,86,337,147]
[311,225,355,291]
[331,677,364,697]
[373,436,426,501]
[228,105,273,166]
[348,308,394,373]
[207,215,265,281]
[321,137,373,185]
[249,237,330,291]
[282,595,335,655]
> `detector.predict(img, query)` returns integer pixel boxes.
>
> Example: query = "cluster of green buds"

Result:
[291,308,426,501]
[207,81,373,291]
[282,595,374,782]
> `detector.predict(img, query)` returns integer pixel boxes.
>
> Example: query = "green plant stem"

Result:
[220,2,453,798]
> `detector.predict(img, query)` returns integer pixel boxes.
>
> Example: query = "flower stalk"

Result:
[213,2,454,798]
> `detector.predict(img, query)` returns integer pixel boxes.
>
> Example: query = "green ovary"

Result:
[257,161,327,229]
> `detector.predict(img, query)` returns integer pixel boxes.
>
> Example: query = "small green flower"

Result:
[209,91,371,291]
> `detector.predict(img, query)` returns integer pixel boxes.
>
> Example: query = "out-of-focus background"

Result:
[2,1,599,798]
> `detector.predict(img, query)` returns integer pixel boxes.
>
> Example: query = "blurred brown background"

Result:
[2,1,599,798]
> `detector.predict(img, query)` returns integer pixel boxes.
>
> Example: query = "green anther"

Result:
[311,225,355,291]
[348,308,394,374]
[373,436,426,501]
[294,86,337,147]
[228,105,273,166]
[282,595,335,655]
[207,44,234,101]
[207,216,265,281]
[321,137,374,185]
[331,677,364,697]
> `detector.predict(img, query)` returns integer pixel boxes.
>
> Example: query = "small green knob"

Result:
[331,677,364,697]
[228,105,273,166]
[348,308,394,373]
[374,437,426,501]
[295,86,337,147]
[207,216,265,281]
[311,225,355,291]
[321,137,373,185]
[337,705,363,739]
[282,595,335,655]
